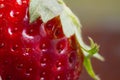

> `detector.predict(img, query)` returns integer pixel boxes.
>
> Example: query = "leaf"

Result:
[60,0,82,38]
[29,0,63,23]
[84,57,100,80]
[83,37,99,57]
[81,37,104,61]
[60,9,76,37]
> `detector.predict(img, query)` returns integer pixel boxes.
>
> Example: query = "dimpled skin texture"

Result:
[0,0,83,80]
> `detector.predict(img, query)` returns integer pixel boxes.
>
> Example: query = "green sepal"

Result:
[82,37,99,58]
[29,0,63,23]
[81,37,104,61]
[82,38,104,80]
[84,57,100,80]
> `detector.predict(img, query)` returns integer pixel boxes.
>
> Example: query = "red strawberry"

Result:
[0,0,103,80]
[0,0,84,80]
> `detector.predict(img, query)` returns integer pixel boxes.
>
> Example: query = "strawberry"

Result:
[0,0,104,80]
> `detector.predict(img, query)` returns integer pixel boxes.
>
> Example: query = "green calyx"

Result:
[29,0,104,80]
[29,0,63,23]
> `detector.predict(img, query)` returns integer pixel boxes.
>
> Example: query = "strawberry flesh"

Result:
[0,0,83,80]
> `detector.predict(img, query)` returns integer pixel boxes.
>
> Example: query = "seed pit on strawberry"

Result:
[40,70,51,80]
[44,24,55,38]
[0,42,4,48]
[23,52,29,56]
[0,4,5,9]
[39,40,50,52]
[46,23,54,31]
[5,75,12,80]
[41,71,46,76]
[8,28,13,35]
[6,10,21,22]
[55,73,67,80]
[45,17,64,39]
[25,25,40,36]
[16,63,24,70]
[28,68,33,72]
[9,27,18,35]
[16,0,22,5]
[69,51,77,67]
[56,61,62,67]
[54,27,64,39]
[40,43,48,52]
[10,10,19,18]
[56,75,61,80]
[56,62,62,71]
[41,62,46,67]
[55,59,67,72]
[56,39,67,54]
[0,27,3,34]
[40,58,47,67]
[25,71,31,76]
[11,44,19,52]
[0,14,3,18]
[22,0,28,4]
[40,77,45,80]
[0,14,4,21]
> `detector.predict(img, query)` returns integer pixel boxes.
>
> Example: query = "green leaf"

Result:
[59,0,82,38]
[60,8,76,37]
[81,38,104,61]
[82,37,100,57]
[29,0,63,23]
[84,57,100,80]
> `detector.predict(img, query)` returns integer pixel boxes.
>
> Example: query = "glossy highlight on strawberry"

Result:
[0,0,83,80]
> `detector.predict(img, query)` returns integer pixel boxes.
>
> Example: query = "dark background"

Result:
[65,0,120,80]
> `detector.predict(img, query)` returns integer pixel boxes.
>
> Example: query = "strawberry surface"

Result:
[0,0,83,80]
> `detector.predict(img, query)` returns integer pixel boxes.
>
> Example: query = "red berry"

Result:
[0,0,83,80]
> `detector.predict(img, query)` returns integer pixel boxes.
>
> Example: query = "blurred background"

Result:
[64,0,120,80]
